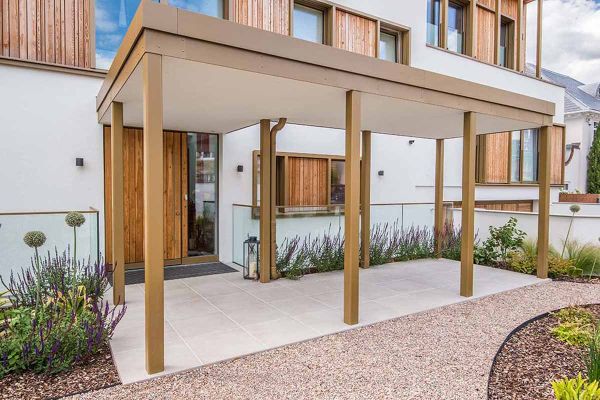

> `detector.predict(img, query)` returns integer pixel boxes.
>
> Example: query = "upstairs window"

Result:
[447,1,465,54]
[510,131,521,182]
[379,30,398,63]
[427,0,441,47]
[499,19,514,68]
[96,0,143,69]
[293,3,325,44]
[169,0,225,18]
[522,129,539,182]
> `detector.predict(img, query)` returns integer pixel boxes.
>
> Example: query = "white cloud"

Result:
[527,0,600,83]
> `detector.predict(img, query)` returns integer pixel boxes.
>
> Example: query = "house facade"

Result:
[1,0,565,373]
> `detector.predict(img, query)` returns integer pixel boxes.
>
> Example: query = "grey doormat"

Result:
[123,262,237,285]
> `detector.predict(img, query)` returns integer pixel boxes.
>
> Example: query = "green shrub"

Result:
[587,123,600,194]
[587,326,600,383]
[439,223,462,261]
[507,250,536,274]
[550,255,582,278]
[475,217,526,266]
[563,240,600,277]
[552,374,600,399]
[276,236,308,280]
[306,228,345,273]
[551,307,596,347]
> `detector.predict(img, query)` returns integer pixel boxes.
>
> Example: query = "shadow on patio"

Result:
[109,258,543,383]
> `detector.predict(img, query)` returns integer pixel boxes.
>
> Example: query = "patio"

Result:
[109,258,544,383]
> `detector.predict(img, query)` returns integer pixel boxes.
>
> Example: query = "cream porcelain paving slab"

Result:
[109,259,546,384]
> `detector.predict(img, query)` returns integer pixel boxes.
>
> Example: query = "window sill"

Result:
[0,56,107,78]
[476,182,566,187]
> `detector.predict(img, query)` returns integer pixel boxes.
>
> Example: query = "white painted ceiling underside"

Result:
[101,56,540,138]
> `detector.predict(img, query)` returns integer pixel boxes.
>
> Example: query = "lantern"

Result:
[243,236,260,280]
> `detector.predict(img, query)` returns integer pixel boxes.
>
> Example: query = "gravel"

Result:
[71,281,600,400]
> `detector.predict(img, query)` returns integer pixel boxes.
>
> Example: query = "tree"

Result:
[588,124,600,194]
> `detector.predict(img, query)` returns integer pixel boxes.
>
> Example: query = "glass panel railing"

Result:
[232,204,259,266]
[0,209,99,289]
[276,205,344,247]
[427,23,440,46]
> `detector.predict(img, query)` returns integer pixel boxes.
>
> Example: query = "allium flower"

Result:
[569,204,581,214]
[65,212,86,228]
[23,231,46,248]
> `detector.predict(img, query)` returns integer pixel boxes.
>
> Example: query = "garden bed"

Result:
[0,345,120,400]
[488,304,600,400]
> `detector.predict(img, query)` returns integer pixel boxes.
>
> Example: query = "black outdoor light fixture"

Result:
[237,165,244,173]
[408,140,415,145]
[75,158,84,167]
[378,170,385,176]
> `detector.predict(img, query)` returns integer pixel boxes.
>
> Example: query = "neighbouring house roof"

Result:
[527,63,600,115]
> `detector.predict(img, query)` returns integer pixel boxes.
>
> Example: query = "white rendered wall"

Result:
[0,65,105,278]
[564,113,600,193]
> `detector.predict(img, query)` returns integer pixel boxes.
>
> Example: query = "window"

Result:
[330,160,346,205]
[169,0,224,18]
[95,0,223,69]
[510,131,521,182]
[499,19,514,68]
[522,129,539,182]
[293,3,324,44]
[447,1,465,54]
[427,0,441,46]
[379,31,398,63]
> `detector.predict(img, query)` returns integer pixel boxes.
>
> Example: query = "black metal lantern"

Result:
[243,236,260,280]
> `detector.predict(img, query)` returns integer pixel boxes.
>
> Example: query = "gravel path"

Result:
[72,281,600,400]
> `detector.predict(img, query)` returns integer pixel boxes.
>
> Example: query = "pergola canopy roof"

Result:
[97,2,556,138]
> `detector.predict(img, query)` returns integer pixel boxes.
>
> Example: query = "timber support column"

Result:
[111,101,125,305]
[344,91,361,325]
[434,139,445,258]
[537,126,551,279]
[460,112,476,298]
[270,119,287,279]
[142,53,164,374]
[259,120,272,283]
[361,130,371,268]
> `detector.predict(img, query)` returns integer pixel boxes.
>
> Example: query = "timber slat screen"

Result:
[0,0,91,67]
[103,127,187,266]
[288,156,328,206]
[234,0,290,35]
[335,9,377,57]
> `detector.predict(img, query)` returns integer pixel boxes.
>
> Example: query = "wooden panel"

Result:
[104,128,185,265]
[288,157,328,206]
[550,125,565,185]
[484,132,510,183]
[476,7,495,63]
[335,9,377,58]
[234,0,290,35]
[0,0,90,66]
[478,0,496,10]
[502,0,518,19]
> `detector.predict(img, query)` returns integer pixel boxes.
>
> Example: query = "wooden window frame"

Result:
[291,0,333,45]
[499,16,516,69]
[379,22,411,65]
[447,0,468,55]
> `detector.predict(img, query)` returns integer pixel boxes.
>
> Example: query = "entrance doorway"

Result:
[103,128,219,269]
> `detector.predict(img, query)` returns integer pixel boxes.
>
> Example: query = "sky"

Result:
[527,0,600,83]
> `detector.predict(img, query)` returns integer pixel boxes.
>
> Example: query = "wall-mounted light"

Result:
[408,140,415,145]
[75,158,84,167]
[378,170,384,176]
[237,165,244,173]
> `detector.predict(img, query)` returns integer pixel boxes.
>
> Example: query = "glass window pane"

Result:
[447,2,464,54]
[427,0,441,46]
[522,129,539,182]
[95,0,144,69]
[187,133,218,256]
[330,160,345,205]
[293,4,324,44]
[170,0,224,18]
[511,131,521,182]
[379,31,398,62]
[500,22,508,67]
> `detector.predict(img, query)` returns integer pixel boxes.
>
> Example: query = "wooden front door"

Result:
[103,127,188,267]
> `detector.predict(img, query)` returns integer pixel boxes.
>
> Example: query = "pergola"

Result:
[97,2,556,374]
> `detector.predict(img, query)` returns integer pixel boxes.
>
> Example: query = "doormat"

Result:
[121,262,237,285]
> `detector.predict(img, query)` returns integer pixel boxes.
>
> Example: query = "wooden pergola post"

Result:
[536,0,543,78]
[460,112,476,298]
[270,118,286,280]
[111,101,125,306]
[259,119,272,283]
[360,130,371,268]
[344,90,361,325]
[142,53,164,374]
[537,125,551,279]
[434,139,445,258]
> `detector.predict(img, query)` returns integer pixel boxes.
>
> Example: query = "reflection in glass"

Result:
[427,0,441,46]
[447,2,464,54]
[522,129,539,182]
[169,0,224,18]
[379,32,398,62]
[293,4,324,43]
[499,21,510,67]
[330,160,345,205]
[187,133,218,256]
[511,131,521,182]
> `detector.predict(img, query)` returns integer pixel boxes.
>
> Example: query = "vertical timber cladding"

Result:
[484,132,510,183]
[103,127,187,265]
[234,0,290,35]
[335,9,377,57]
[0,0,91,67]
[476,0,520,66]
[287,157,328,206]
[550,125,565,185]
